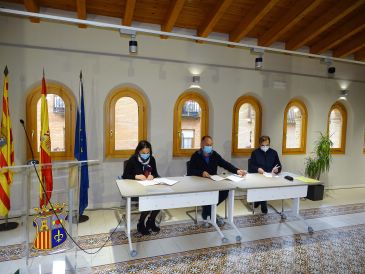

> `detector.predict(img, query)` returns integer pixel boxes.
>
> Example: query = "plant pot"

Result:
[306,184,324,201]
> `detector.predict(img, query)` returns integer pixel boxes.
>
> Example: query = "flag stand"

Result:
[0,215,18,231]
[78,214,89,223]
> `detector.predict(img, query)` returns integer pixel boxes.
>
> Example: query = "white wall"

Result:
[1,15,365,212]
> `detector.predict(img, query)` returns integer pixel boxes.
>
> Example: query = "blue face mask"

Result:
[203,146,213,154]
[140,153,150,160]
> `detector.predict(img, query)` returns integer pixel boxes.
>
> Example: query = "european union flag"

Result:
[74,72,89,216]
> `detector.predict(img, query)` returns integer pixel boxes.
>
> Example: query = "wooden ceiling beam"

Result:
[258,0,323,47]
[333,31,365,58]
[229,0,280,43]
[24,0,40,23]
[310,12,365,54]
[197,0,234,38]
[122,0,136,26]
[162,0,185,32]
[286,0,365,50]
[354,47,365,60]
[161,0,185,39]
[76,0,87,28]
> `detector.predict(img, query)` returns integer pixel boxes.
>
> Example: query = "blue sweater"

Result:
[188,150,238,176]
[248,148,282,173]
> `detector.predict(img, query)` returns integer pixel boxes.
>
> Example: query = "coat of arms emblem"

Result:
[32,203,67,250]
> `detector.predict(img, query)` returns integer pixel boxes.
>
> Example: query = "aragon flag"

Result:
[39,72,53,207]
[0,66,15,217]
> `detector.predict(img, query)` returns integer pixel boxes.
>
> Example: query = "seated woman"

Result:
[122,140,161,235]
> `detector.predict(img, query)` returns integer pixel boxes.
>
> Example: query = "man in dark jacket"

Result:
[188,135,247,223]
[248,135,282,214]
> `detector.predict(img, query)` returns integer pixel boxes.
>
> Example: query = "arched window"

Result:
[328,101,347,154]
[26,82,76,161]
[173,90,209,157]
[105,87,147,158]
[282,99,308,154]
[232,95,262,156]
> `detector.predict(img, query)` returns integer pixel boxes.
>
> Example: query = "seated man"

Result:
[248,135,282,214]
[188,135,247,224]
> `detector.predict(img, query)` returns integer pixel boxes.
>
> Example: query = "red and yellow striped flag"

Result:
[39,74,53,207]
[0,66,15,217]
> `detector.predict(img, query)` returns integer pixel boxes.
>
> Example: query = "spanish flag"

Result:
[0,66,15,217]
[39,72,53,207]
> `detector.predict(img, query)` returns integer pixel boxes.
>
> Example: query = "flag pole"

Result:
[0,66,18,231]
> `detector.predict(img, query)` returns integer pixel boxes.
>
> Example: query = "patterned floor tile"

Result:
[1,202,365,263]
[92,224,365,274]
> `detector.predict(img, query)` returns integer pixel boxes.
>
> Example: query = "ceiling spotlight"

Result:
[323,58,335,77]
[339,89,348,101]
[251,48,264,70]
[189,75,201,89]
[129,34,138,54]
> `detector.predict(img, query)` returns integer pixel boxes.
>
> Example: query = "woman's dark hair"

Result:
[135,140,153,155]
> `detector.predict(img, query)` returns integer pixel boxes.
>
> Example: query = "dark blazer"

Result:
[248,148,282,173]
[122,154,160,179]
[187,149,238,176]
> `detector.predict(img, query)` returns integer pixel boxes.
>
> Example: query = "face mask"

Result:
[203,146,213,154]
[260,145,269,152]
[140,153,150,160]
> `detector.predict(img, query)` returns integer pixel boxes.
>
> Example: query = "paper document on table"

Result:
[153,178,179,185]
[210,175,226,181]
[137,180,159,187]
[295,176,320,183]
[263,172,279,178]
[226,174,246,182]
[137,178,179,187]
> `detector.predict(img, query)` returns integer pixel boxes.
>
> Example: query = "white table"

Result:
[116,176,240,257]
[228,173,313,233]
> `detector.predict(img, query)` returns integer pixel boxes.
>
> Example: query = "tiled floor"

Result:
[1,188,365,273]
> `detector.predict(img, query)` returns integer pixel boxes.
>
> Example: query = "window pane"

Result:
[329,109,342,148]
[238,103,256,148]
[181,129,194,149]
[286,106,302,148]
[115,97,138,150]
[36,94,66,152]
[181,100,201,149]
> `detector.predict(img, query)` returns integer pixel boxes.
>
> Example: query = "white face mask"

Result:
[260,145,269,152]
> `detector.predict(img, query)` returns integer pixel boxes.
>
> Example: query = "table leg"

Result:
[126,197,137,257]
[292,197,314,234]
[210,204,227,243]
[291,197,300,216]
[227,190,242,242]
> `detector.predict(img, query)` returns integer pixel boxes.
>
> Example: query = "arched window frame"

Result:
[105,87,147,159]
[232,95,262,156]
[173,90,209,157]
[26,82,76,161]
[327,101,347,154]
[282,99,308,155]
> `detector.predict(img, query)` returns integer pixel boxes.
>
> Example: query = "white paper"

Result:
[137,180,159,187]
[153,178,179,186]
[263,172,279,178]
[210,175,226,181]
[226,174,246,182]
[137,178,179,187]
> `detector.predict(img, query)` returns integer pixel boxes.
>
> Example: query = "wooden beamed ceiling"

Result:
[7,0,365,61]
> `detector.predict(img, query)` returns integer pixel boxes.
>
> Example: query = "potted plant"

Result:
[304,132,333,200]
